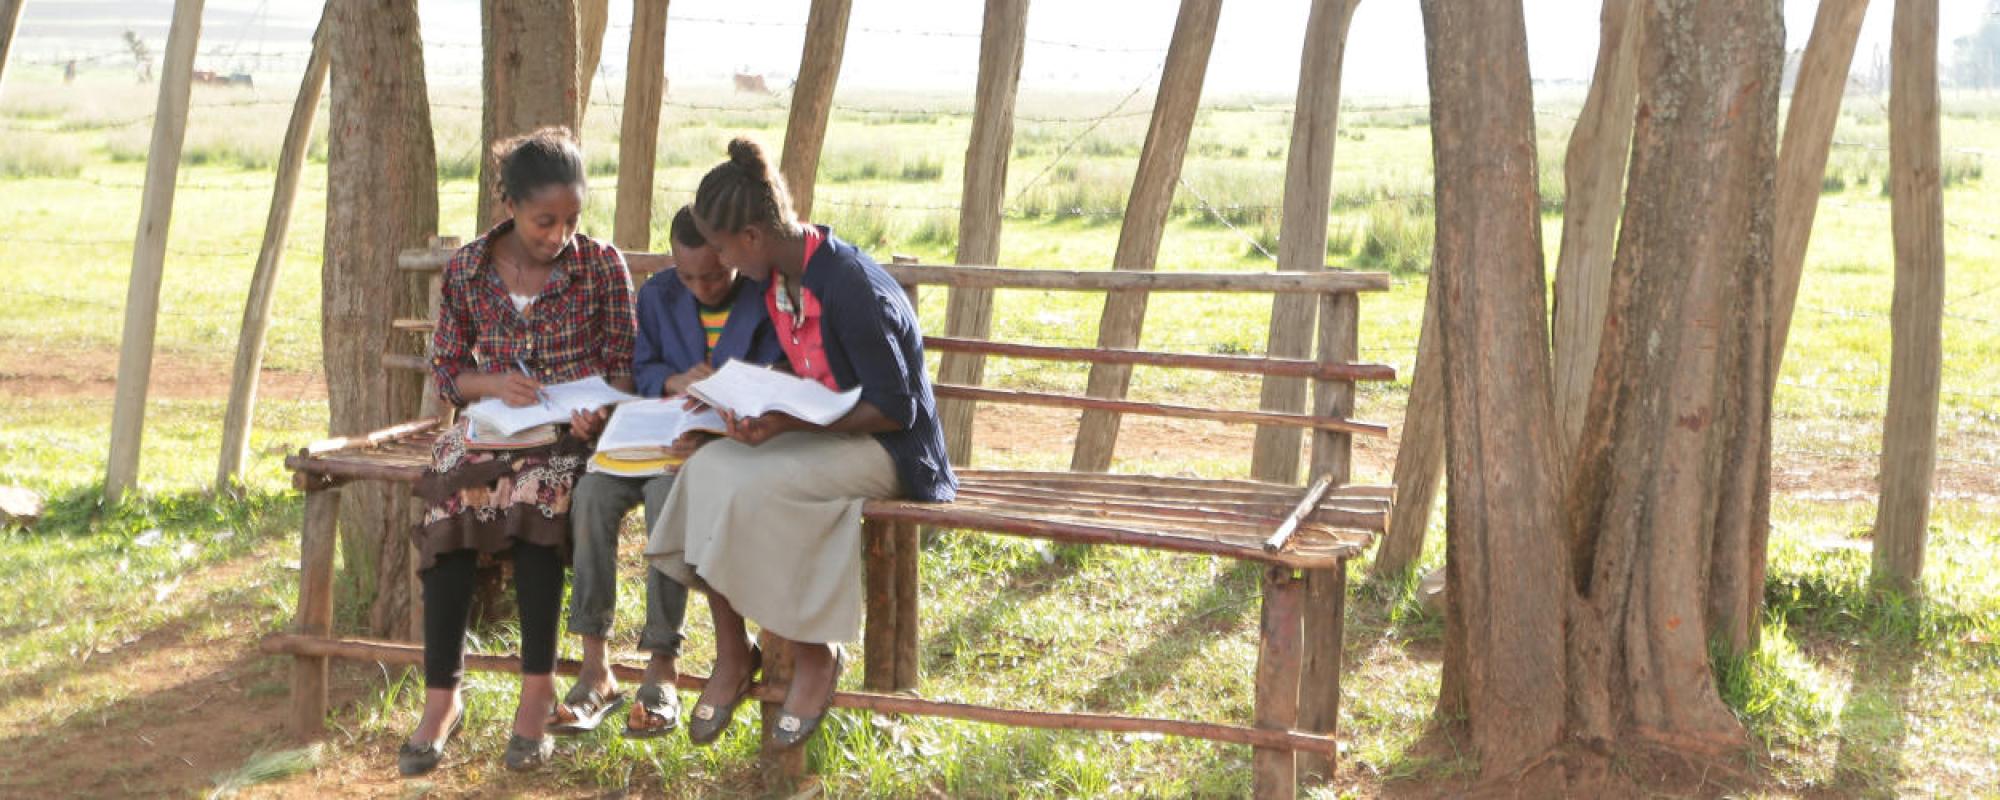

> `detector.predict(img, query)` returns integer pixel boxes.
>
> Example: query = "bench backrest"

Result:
[390,243,1394,484]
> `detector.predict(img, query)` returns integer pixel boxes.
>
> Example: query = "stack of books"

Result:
[585,398,729,478]
[465,418,558,450]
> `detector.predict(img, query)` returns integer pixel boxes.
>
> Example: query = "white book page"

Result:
[596,398,726,453]
[465,375,641,435]
[688,361,861,427]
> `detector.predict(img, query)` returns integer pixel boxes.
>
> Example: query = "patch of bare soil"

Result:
[0,342,326,402]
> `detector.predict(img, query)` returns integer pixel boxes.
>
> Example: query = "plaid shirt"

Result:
[431,220,638,407]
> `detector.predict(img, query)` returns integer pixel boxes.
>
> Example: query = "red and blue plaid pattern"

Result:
[431,221,638,407]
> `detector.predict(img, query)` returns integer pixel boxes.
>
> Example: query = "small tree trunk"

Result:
[1872,0,1944,595]
[326,0,439,640]
[576,0,609,115]
[613,0,671,251]
[780,0,854,220]
[1373,274,1442,579]
[1419,0,1569,778]
[478,0,581,232]
[1550,0,1642,464]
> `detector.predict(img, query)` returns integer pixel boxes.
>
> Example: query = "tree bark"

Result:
[1550,0,1643,464]
[1070,0,1223,473]
[576,0,609,115]
[780,0,854,220]
[477,0,581,232]
[1563,0,1777,757]
[1373,274,1442,579]
[1250,0,1361,487]
[1771,0,1871,378]
[326,0,438,639]
[1419,0,1568,778]
[0,0,26,93]
[614,0,670,250]
[1871,0,1944,596]
[937,0,1031,466]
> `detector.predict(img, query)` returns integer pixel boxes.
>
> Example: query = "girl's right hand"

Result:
[462,373,543,407]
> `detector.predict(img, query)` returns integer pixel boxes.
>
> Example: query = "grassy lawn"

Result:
[1,73,1997,796]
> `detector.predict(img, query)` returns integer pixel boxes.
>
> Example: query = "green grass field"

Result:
[1,72,1997,797]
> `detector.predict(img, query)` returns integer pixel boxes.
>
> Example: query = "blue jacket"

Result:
[632,271,785,397]
[802,227,957,503]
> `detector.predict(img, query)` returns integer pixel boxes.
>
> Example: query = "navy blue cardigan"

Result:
[632,271,785,397]
[802,228,957,503]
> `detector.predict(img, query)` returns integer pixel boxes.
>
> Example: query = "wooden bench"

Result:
[266,243,1396,798]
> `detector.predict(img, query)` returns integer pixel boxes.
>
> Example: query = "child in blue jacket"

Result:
[552,206,785,738]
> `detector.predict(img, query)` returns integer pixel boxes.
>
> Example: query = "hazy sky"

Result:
[13,0,1992,98]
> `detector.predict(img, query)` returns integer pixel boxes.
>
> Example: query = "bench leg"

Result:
[863,518,898,690]
[1298,565,1346,782]
[1253,566,1304,800]
[290,486,340,736]
[893,522,920,690]
[759,642,808,784]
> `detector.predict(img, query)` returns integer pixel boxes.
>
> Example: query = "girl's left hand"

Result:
[721,410,801,446]
[570,407,610,439]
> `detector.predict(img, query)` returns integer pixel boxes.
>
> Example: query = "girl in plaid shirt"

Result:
[399,128,637,776]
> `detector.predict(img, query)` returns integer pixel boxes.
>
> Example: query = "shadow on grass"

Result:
[919,540,1089,679]
[1081,559,1259,711]
[1830,635,1920,797]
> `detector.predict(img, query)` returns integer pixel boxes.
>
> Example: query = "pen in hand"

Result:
[514,357,550,407]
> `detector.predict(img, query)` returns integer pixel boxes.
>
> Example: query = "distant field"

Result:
[1,73,1996,796]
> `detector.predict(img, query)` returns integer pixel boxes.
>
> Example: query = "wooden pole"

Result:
[1250,0,1361,486]
[937,0,1031,467]
[613,0,671,250]
[104,0,204,505]
[1374,276,1443,578]
[862,517,899,690]
[1251,566,1304,799]
[290,487,341,735]
[892,521,920,689]
[1872,0,1943,596]
[1550,0,1643,461]
[1298,286,1356,780]
[0,0,26,93]
[216,7,333,492]
[575,0,609,116]
[1297,564,1346,782]
[780,0,853,220]
[1263,474,1336,553]
[1770,0,1870,377]
[1071,0,1224,473]
[259,633,1340,753]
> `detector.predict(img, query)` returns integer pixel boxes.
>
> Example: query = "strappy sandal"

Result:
[396,707,465,777]
[503,732,554,772]
[770,645,845,751]
[621,682,682,739]
[549,681,626,736]
[687,643,763,746]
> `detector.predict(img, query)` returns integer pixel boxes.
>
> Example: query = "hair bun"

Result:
[727,137,768,174]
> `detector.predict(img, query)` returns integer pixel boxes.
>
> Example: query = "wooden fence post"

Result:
[1249,0,1360,487]
[105,0,205,505]
[216,5,332,492]
[780,0,853,220]
[1252,566,1304,799]
[0,0,26,93]
[1872,0,1943,595]
[937,0,1031,466]
[291,485,341,735]
[576,0,609,116]
[613,0,671,251]
[1071,0,1224,473]
[1298,288,1356,781]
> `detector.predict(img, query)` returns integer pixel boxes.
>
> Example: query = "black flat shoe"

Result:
[397,707,465,777]
[503,732,553,772]
[770,645,845,751]
[687,643,763,746]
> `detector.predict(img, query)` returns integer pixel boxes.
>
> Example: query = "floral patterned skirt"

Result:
[410,423,590,573]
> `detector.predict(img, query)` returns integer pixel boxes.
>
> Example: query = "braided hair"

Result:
[692,137,797,235]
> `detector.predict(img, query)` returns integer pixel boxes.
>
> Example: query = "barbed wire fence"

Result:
[4,17,1998,478]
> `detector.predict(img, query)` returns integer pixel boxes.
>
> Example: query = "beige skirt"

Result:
[644,431,898,644]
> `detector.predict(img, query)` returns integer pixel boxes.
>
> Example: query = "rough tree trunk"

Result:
[1373,274,1442,579]
[477,0,581,232]
[1563,0,1778,762]
[326,0,438,639]
[779,0,853,220]
[576,0,609,114]
[1872,0,1944,595]
[1550,0,1643,464]
[1419,0,1569,779]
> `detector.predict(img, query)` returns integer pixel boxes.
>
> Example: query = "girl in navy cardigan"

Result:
[644,138,955,750]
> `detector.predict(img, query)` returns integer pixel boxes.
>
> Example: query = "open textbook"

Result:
[594,398,727,456]
[463,375,639,436]
[687,360,861,427]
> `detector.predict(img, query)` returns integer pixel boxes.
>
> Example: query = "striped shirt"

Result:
[698,304,731,354]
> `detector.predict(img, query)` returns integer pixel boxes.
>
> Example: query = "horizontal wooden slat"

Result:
[259,634,1337,754]
[395,246,1388,294]
[860,501,1360,566]
[382,353,427,371]
[923,336,1395,382]
[932,383,1390,437]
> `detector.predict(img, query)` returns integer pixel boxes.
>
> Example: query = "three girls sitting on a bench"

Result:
[402,128,954,775]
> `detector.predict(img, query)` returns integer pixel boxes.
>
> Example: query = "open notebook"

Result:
[463,375,639,436]
[594,398,727,456]
[687,360,861,427]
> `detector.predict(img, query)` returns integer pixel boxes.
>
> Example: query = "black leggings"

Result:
[422,543,565,689]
